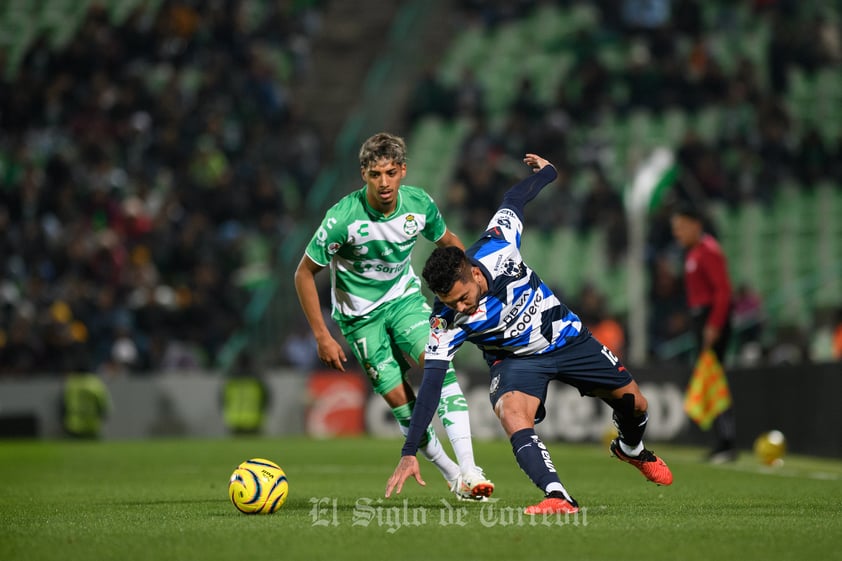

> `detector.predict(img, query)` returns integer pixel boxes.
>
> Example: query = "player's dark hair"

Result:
[359,132,407,169]
[671,201,719,236]
[671,201,704,222]
[423,246,471,295]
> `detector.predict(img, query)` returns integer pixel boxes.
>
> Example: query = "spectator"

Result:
[60,347,111,438]
[648,255,691,360]
[795,127,831,185]
[577,283,626,359]
[453,67,486,118]
[578,165,627,264]
[406,66,455,125]
[222,352,270,435]
[0,1,324,375]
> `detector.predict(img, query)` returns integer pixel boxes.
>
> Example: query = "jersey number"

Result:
[353,337,369,360]
[601,345,619,366]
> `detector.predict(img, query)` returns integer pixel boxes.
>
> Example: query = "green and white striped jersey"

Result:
[305,184,448,325]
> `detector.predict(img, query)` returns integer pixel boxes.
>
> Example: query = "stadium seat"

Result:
[692,106,723,144]
[0,4,36,79]
[438,25,487,86]
[527,3,571,50]
[662,108,689,147]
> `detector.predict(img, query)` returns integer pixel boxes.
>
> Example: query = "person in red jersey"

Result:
[671,204,738,463]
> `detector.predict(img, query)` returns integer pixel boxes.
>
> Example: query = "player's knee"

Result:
[382,381,413,408]
[634,393,648,415]
[495,393,537,435]
[609,392,647,420]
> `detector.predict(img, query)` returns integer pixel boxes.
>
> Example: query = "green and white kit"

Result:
[305,184,459,395]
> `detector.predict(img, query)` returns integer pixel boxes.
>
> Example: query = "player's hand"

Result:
[316,336,348,372]
[523,153,551,172]
[702,325,720,349]
[385,456,424,498]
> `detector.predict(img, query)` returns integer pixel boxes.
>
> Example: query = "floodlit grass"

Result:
[1,436,841,561]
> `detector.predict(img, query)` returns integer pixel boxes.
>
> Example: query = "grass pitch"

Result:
[1,436,841,561]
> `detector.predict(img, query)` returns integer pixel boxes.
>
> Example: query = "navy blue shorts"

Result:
[488,332,633,423]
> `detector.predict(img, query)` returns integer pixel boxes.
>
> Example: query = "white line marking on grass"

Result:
[298,465,386,474]
[717,463,842,481]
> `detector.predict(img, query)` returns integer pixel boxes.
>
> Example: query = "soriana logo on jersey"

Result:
[402,214,418,235]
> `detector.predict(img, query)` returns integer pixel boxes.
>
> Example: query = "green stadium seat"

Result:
[661,108,689,147]
[568,2,600,33]
[527,3,570,50]
[692,106,723,144]
[602,260,629,315]
[529,51,572,105]
[543,228,580,295]
[597,42,627,72]
[815,183,842,309]
[580,228,608,289]
[438,25,487,85]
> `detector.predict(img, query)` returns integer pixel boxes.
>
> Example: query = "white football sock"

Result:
[392,402,460,482]
[438,378,478,473]
[545,482,575,502]
[619,439,645,457]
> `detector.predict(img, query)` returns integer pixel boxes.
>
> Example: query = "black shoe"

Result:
[706,444,738,464]
[546,490,579,508]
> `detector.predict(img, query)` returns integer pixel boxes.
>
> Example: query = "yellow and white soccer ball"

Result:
[228,458,289,514]
[753,430,787,467]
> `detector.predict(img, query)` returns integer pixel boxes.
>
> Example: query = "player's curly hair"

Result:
[358,132,407,169]
[423,246,471,295]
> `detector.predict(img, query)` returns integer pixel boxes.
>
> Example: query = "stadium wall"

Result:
[1,364,839,458]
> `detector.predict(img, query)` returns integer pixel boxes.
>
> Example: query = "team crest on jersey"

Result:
[403,215,418,236]
[363,361,379,381]
[499,258,521,277]
[489,374,500,396]
[327,242,341,255]
[429,316,448,333]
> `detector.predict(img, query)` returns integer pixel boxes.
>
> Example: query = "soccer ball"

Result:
[228,458,289,514]
[753,430,787,467]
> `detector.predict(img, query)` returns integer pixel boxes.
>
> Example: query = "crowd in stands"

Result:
[0,0,324,376]
[1,0,839,377]
[406,0,841,364]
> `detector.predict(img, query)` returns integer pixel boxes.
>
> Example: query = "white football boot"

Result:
[448,467,494,501]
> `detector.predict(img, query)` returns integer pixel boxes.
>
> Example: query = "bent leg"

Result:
[595,380,649,455]
[496,391,575,501]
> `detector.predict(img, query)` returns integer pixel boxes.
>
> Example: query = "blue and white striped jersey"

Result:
[401,163,585,457]
[425,204,583,366]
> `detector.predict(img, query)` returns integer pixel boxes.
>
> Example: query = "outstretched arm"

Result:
[500,154,558,220]
[523,153,551,172]
[384,360,448,497]
[293,255,348,371]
